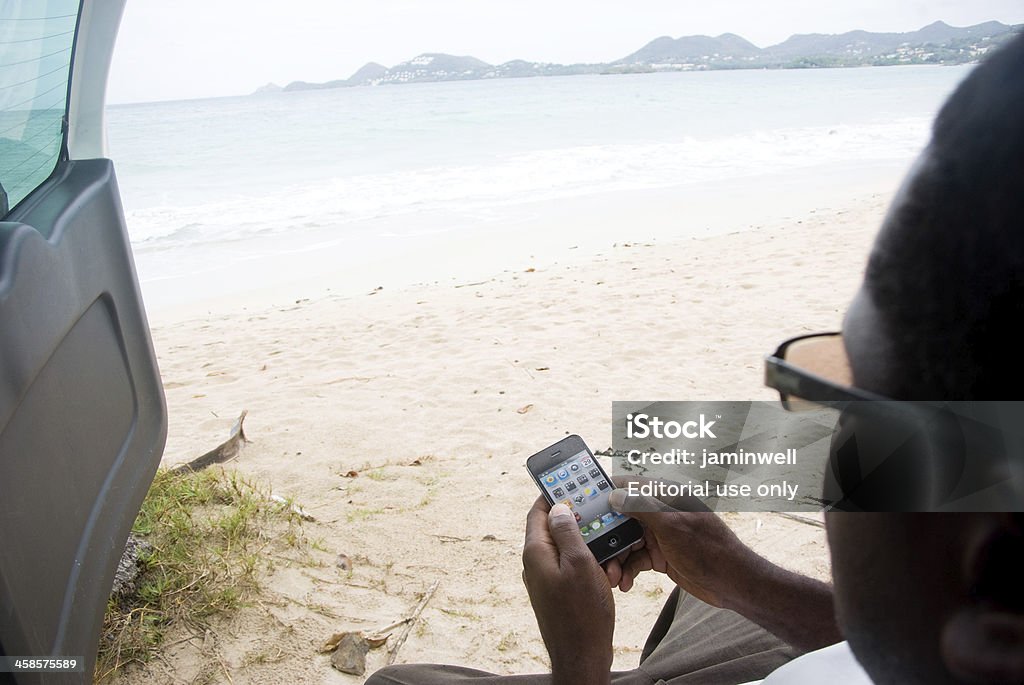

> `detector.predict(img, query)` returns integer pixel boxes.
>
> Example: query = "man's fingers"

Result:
[524,496,553,546]
[547,504,590,566]
[614,526,670,590]
[608,488,677,518]
[607,486,710,513]
[642,528,668,573]
[620,568,637,593]
[604,557,623,587]
[607,484,712,515]
[619,549,654,591]
[523,496,558,576]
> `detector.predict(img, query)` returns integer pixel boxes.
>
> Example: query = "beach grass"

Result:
[95,468,305,682]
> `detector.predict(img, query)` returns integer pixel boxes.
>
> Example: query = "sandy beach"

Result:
[111,185,890,684]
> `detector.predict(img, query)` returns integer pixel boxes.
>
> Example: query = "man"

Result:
[368,32,1024,685]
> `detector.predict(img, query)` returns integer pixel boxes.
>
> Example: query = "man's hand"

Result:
[522,497,613,685]
[607,488,842,653]
[607,488,754,607]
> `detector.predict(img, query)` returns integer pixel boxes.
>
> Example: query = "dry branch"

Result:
[170,410,250,474]
[387,580,440,665]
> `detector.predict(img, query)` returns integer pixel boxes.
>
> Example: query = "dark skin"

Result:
[522,499,614,685]
[606,490,840,652]
[522,495,840,684]
[827,254,1024,684]
[524,146,1024,683]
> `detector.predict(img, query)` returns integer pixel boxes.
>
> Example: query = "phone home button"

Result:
[607,535,620,548]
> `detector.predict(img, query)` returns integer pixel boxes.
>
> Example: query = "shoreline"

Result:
[110,62,971,108]
[138,159,906,326]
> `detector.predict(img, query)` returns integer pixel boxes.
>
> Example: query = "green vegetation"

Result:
[496,630,519,652]
[95,468,305,682]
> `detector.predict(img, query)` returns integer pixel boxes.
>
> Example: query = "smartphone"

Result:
[525,434,644,564]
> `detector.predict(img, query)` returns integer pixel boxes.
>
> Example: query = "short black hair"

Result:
[864,32,1024,399]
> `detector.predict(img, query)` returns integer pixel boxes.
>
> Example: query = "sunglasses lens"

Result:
[784,393,820,413]
[781,334,853,410]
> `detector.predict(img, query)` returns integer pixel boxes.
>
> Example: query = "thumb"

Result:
[608,488,678,518]
[608,487,709,528]
[607,491,673,537]
[547,504,588,557]
[606,483,679,509]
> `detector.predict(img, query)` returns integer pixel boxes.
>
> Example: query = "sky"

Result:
[107,1,1024,104]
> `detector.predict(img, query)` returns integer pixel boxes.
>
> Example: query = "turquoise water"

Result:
[105,65,974,310]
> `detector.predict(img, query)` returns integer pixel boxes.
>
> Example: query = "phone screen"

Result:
[536,448,630,540]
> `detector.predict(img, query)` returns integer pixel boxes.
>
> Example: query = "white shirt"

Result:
[739,642,873,684]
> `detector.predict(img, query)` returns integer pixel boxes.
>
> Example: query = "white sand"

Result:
[123,188,888,683]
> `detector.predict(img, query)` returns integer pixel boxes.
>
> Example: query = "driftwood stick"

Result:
[375,617,414,634]
[386,580,440,665]
[171,410,250,474]
[772,512,826,529]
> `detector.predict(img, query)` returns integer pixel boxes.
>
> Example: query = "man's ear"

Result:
[941,514,1024,684]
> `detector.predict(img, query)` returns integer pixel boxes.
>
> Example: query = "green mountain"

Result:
[617,33,762,64]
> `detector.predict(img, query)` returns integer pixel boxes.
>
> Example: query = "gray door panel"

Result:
[0,159,167,682]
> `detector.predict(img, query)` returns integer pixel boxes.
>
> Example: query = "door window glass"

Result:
[0,1,79,215]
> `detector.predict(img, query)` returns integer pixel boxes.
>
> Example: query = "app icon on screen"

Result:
[565,481,577,492]
[580,526,591,537]
[582,458,593,466]
[589,468,601,479]
[601,513,616,525]
[584,487,597,498]
[557,469,569,481]
[590,520,602,531]
[576,475,588,485]
[570,463,580,472]
[574,511,582,522]
[561,499,573,509]
[597,480,609,490]
[545,475,557,485]
[574,494,585,505]
[552,487,564,498]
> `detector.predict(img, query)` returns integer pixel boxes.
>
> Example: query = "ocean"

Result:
[106,65,974,314]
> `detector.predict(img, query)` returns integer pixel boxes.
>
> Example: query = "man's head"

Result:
[827,34,1024,685]
[846,34,1024,401]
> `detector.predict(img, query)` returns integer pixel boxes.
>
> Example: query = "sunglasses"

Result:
[765,332,890,410]
[765,334,1022,510]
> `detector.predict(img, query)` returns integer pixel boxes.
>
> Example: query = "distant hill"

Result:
[282,78,348,92]
[620,20,1018,68]
[348,62,388,84]
[252,82,282,95]
[618,33,762,64]
[254,20,1021,94]
[763,21,1013,59]
[375,53,492,83]
[910,19,1010,44]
